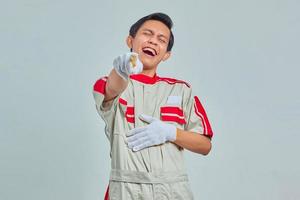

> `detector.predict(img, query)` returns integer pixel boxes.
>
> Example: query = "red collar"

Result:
[129,73,191,87]
[129,73,159,84]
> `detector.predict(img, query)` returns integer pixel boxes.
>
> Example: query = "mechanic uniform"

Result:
[93,73,213,200]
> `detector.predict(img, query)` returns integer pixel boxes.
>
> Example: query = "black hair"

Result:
[129,12,174,52]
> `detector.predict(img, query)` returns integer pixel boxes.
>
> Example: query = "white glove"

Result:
[126,114,177,151]
[113,52,143,80]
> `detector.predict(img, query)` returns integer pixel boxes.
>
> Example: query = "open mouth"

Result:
[142,47,157,57]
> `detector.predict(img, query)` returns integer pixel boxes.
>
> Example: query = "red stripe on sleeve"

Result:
[194,96,213,137]
[104,185,109,200]
[93,77,107,95]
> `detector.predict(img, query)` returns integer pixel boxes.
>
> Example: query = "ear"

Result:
[126,36,133,49]
[162,51,171,61]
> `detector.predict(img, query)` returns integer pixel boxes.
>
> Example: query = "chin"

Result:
[142,60,160,68]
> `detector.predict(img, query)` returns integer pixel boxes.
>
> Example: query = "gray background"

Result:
[1,0,299,199]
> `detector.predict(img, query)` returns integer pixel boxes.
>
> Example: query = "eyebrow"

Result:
[142,28,169,40]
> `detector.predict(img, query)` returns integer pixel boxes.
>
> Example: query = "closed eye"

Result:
[143,30,153,36]
[159,38,166,43]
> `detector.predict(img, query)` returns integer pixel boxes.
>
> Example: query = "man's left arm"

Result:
[173,128,211,155]
[126,116,212,155]
[178,91,214,155]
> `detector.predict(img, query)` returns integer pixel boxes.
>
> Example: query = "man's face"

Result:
[127,20,171,70]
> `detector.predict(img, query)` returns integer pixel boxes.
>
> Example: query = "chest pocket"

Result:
[118,97,135,123]
[160,95,186,126]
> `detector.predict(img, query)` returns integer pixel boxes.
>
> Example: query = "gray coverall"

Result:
[93,74,213,200]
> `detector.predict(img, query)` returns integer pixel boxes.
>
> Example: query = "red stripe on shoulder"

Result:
[194,96,213,138]
[93,76,107,95]
[157,77,190,88]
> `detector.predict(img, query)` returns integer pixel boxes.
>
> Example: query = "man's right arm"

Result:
[103,68,128,102]
[103,52,143,103]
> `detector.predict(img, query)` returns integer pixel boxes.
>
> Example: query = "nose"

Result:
[148,36,158,46]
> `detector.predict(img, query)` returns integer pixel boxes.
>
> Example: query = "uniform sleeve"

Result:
[92,76,119,140]
[184,88,214,139]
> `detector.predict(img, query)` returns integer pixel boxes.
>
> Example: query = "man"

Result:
[93,12,213,200]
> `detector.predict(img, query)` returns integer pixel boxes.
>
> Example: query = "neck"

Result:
[141,66,157,77]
